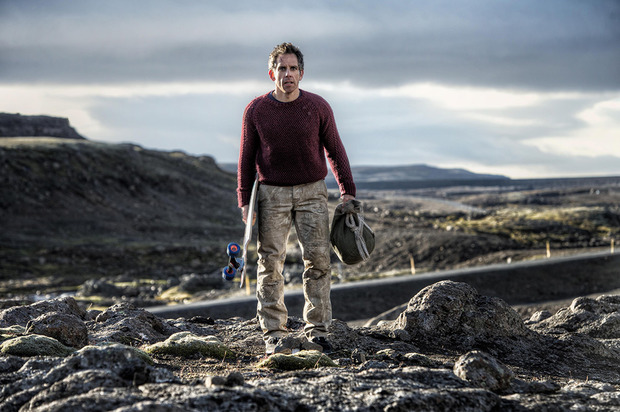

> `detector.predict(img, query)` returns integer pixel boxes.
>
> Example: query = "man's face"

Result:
[269,53,304,97]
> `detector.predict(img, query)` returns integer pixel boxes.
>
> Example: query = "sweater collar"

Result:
[268,89,304,103]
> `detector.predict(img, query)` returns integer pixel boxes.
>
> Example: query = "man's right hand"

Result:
[241,205,256,225]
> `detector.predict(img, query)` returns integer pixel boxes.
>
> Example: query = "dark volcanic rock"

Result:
[453,350,514,392]
[532,295,620,338]
[25,369,127,409]
[0,296,86,328]
[0,354,26,373]
[90,302,179,345]
[393,280,534,350]
[0,344,176,411]
[0,112,86,139]
[1,283,619,411]
[25,312,88,348]
[391,281,620,382]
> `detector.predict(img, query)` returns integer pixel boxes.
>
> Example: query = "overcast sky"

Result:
[1,0,619,178]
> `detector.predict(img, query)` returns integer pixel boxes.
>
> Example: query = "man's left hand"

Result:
[342,194,355,204]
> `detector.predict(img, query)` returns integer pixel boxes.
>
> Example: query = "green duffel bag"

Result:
[330,199,375,265]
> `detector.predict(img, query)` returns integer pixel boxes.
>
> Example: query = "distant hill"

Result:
[329,164,508,184]
[218,162,510,188]
[0,137,239,281]
[0,112,86,140]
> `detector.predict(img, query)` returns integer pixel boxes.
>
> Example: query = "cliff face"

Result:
[0,113,86,140]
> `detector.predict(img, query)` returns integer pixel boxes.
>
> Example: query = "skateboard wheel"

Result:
[222,266,236,281]
[227,242,241,257]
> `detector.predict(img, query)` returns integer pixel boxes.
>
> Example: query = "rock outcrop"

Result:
[25,312,88,348]
[0,113,86,139]
[1,282,619,411]
[453,350,514,392]
[393,280,534,349]
[531,295,620,339]
[0,296,86,328]
[391,281,620,381]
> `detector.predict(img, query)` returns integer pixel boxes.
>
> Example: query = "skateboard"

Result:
[222,242,244,281]
[222,178,258,289]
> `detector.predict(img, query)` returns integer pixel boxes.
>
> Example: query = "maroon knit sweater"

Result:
[237,90,356,207]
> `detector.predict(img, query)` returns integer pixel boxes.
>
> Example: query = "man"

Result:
[237,42,356,355]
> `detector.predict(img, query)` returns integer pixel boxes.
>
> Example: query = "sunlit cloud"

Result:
[311,80,588,112]
[381,83,544,110]
[463,114,540,127]
[523,98,620,158]
[310,81,546,110]
[0,82,266,138]
[577,99,620,126]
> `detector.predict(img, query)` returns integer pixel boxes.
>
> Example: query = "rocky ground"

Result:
[2,129,620,410]
[1,280,619,411]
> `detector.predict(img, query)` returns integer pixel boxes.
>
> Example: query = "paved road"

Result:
[148,251,620,321]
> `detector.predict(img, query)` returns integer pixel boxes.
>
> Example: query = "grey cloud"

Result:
[1,0,618,92]
[0,43,265,84]
[331,90,615,173]
[345,123,619,178]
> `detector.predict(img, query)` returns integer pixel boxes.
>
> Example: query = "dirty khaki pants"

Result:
[256,180,332,339]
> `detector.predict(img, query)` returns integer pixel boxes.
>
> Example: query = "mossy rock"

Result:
[144,332,234,360]
[0,325,27,343]
[258,350,337,370]
[0,325,27,335]
[0,334,75,357]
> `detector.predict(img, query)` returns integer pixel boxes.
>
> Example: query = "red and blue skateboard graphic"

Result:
[222,242,244,281]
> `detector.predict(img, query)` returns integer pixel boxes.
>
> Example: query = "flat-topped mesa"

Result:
[0,112,86,140]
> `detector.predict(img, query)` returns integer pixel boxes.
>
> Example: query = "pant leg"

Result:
[256,184,293,338]
[292,180,332,338]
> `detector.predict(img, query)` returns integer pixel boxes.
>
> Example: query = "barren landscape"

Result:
[1,133,619,310]
[1,115,620,410]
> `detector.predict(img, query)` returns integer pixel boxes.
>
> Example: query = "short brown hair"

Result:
[268,42,304,71]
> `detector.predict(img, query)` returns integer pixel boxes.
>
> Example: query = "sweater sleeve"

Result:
[237,101,258,207]
[319,99,356,197]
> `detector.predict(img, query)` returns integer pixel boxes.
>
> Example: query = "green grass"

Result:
[433,206,619,247]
